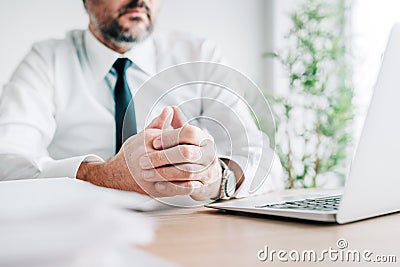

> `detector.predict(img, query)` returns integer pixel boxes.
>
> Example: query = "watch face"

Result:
[225,170,237,197]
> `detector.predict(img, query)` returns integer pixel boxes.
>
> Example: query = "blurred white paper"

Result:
[0,177,171,214]
[0,178,177,267]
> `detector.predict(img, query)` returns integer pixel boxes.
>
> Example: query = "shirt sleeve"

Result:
[0,45,103,181]
[198,40,285,197]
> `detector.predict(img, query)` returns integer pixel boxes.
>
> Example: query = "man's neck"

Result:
[89,23,133,54]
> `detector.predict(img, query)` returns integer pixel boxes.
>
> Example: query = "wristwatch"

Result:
[217,159,237,200]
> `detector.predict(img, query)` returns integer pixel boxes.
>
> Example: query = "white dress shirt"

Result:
[0,29,284,197]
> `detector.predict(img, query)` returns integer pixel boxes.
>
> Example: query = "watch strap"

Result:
[216,159,235,200]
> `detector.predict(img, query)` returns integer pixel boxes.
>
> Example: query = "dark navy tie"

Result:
[113,58,137,153]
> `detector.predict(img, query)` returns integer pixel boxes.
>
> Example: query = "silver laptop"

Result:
[206,24,400,224]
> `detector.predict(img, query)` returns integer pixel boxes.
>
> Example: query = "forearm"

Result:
[76,158,146,194]
[76,161,109,186]
[76,160,124,190]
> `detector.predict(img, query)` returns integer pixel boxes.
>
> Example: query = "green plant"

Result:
[265,0,354,188]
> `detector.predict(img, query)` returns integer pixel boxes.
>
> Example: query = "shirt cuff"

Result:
[38,155,104,179]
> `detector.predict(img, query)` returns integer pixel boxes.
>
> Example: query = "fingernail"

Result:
[142,170,154,180]
[153,138,162,149]
[156,183,166,191]
[139,156,151,168]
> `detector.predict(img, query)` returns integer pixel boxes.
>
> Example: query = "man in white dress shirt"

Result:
[0,0,283,201]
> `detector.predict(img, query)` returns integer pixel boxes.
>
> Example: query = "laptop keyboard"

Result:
[256,195,342,211]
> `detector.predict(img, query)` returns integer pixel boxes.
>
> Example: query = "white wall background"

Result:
[0,0,273,92]
[352,0,400,113]
[0,0,88,87]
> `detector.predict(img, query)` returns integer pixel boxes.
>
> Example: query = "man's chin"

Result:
[120,14,149,29]
[120,21,150,37]
[113,28,150,44]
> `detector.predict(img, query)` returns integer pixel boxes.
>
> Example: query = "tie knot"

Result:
[113,58,132,75]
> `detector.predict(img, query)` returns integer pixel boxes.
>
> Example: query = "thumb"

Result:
[146,106,174,129]
[171,106,187,129]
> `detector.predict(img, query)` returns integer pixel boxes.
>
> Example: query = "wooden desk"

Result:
[140,190,400,266]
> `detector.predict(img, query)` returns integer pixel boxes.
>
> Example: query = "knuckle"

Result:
[161,184,170,194]
[158,132,175,148]
[180,146,201,162]
[183,164,193,173]
[182,125,199,139]
[149,151,163,165]
[180,146,193,161]
[190,181,202,190]
[144,129,158,139]
[186,182,195,193]
[186,165,196,176]
[155,168,165,179]
[204,150,216,165]
[173,184,181,194]
[166,134,177,147]
[185,169,196,179]
[199,174,208,183]
[147,153,156,165]
[194,147,203,162]
[202,137,215,148]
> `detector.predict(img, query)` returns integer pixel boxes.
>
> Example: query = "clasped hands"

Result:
[78,106,222,201]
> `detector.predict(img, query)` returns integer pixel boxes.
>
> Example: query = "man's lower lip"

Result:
[124,8,145,15]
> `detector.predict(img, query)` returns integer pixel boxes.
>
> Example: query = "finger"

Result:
[190,180,221,201]
[171,106,187,129]
[140,144,216,169]
[154,180,204,196]
[141,145,202,168]
[153,125,212,150]
[146,106,173,130]
[141,164,206,182]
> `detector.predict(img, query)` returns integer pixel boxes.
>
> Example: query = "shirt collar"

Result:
[84,30,157,82]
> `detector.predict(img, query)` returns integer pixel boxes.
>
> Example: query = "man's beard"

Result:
[98,18,154,44]
[95,0,154,45]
